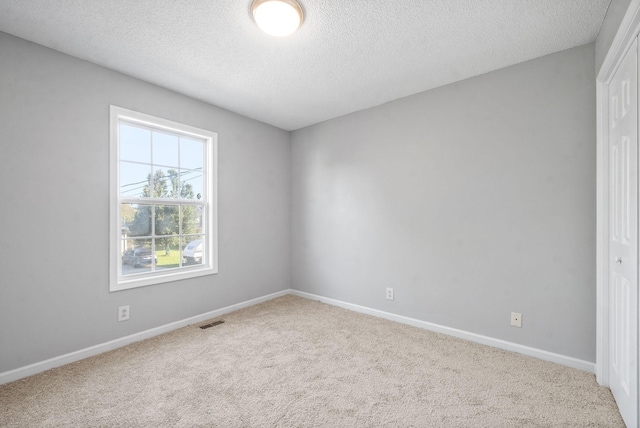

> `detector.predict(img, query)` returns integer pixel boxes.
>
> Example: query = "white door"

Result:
[609,37,639,428]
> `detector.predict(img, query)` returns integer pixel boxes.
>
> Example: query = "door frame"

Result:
[596,0,640,385]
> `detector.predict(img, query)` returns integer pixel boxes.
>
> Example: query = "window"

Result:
[110,106,217,291]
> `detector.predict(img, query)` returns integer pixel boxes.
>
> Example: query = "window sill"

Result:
[110,265,218,292]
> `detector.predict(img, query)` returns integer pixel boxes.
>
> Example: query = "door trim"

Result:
[597,0,640,386]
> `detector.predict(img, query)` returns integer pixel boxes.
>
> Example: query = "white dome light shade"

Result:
[251,0,303,37]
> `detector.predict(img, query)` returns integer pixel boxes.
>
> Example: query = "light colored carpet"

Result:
[0,295,624,427]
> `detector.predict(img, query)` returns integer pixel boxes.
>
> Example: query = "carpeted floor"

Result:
[0,295,624,427]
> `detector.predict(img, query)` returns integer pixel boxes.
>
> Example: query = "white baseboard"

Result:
[0,287,595,385]
[0,289,289,385]
[289,290,596,374]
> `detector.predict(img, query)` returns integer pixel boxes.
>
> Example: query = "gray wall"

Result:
[291,44,597,362]
[596,0,632,73]
[0,32,290,373]
[0,30,598,373]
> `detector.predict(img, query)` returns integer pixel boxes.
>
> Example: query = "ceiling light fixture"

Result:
[251,0,304,37]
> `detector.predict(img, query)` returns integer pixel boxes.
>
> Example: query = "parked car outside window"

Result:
[122,248,157,268]
[183,240,203,264]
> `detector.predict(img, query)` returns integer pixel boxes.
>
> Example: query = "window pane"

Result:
[182,236,204,266]
[182,205,204,234]
[120,204,136,235]
[121,238,153,276]
[120,124,151,163]
[155,205,179,236]
[152,131,179,168]
[180,169,203,200]
[149,168,173,198]
[155,238,180,271]
[165,169,182,199]
[180,137,204,170]
[124,204,152,237]
[120,162,151,198]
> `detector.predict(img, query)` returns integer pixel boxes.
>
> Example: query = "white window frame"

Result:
[109,105,218,292]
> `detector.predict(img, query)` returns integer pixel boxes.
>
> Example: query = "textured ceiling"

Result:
[0,0,610,130]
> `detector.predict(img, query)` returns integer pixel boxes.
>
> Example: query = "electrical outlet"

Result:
[511,312,522,328]
[118,305,130,322]
[386,288,394,301]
